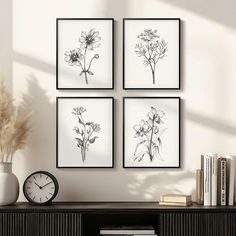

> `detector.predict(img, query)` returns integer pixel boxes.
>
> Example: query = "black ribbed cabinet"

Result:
[0,212,80,236]
[0,202,235,236]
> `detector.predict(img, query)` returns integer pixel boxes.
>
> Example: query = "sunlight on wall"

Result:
[127,171,195,200]
[9,0,236,201]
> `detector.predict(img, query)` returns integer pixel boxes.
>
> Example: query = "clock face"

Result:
[23,171,59,204]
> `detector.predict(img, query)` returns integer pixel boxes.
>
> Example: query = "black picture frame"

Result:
[56,18,114,90]
[123,18,181,90]
[56,97,114,168]
[123,97,181,168]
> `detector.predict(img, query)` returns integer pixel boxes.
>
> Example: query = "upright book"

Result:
[217,157,227,206]
[226,155,235,206]
[196,169,204,205]
[203,155,211,206]
[210,153,218,206]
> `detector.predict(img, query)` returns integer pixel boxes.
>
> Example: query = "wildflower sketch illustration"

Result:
[133,106,167,162]
[135,29,168,85]
[65,29,101,84]
[72,106,101,162]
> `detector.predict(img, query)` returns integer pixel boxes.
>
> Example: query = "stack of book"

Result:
[100,225,157,235]
[159,194,192,206]
[196,153,236,206]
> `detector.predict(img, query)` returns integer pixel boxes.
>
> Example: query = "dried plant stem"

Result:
[9,153,14,163]
[0,80,31,163]
[0,154,3,163]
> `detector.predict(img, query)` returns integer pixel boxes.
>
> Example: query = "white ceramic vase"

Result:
[0,163,19,206]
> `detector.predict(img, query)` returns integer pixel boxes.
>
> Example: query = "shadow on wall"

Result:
[20,74,56,173]
[126,170,195,200]
[104,0,128,17]
[13,52,55,75]
[19,75,83,200]
[186,111,236,136]
[158,0,236,29]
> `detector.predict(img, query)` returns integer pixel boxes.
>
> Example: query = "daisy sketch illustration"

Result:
[65,29,101,84]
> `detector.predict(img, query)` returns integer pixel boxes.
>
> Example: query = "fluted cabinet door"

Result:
[0,213,25,236]
[160,212,236,236]
[25,213,81,236]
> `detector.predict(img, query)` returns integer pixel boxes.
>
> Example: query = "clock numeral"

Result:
[33,196,35,200]
[46,176,48,180]
[33,176,36,180]
[51,187,54,189]
[40,198,42,202]
[28,180,32,183]
[26,187,31,189]
[40,174,42,178]
[28,192,32,195]
[49,193,53,195]
[46,196,48,200]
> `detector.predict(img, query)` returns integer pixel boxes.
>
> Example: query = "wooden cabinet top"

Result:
[0,202,236,213]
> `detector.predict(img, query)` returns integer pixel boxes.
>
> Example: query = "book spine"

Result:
[210,156,212,205]
[234,158,236,204]
[196,169,204,205]
[211,154,218,206]
[217,158,221,205]
[204,155,211,206]
[160,195,164,202]
[221,159,227,205]
[159,201,192,206]
[226,156,235,206]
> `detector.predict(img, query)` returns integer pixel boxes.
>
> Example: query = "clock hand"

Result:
[34,182,42,189]
[41,181,53,189]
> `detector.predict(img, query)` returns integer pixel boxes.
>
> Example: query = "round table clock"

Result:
[23,171,59,205]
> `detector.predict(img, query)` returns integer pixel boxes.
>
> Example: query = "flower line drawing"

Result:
[133,106,167,162]
[72,106,101,162]
[135,29,168,85]
[65,28,101,84]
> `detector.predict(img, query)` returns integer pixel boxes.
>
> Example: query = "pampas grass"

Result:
[0,80,31,163]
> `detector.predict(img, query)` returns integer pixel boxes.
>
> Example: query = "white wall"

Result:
[0,0,12,89]
[1,0,236,201]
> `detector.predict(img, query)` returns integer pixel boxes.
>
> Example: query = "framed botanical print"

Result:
[56,18,114,90]
[123,18,180,90]
[123,97,180,168]
[57,97,114,168]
